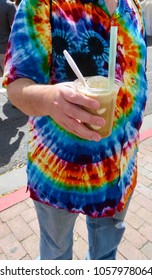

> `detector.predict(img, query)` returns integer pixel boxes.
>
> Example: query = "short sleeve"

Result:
[3,0,52,87]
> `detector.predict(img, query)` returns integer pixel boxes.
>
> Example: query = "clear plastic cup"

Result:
[75,76,121,138]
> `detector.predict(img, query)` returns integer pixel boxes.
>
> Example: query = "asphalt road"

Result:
[0,36,152,175]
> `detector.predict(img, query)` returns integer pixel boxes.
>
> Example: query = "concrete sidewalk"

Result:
[0,127,152,260]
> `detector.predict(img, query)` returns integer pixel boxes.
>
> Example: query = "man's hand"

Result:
[7,79,105,141]
[49,83,105,141]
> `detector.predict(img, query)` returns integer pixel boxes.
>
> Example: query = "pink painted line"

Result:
[0,187,29,212]
[0,129,152,212]
[139,128,152,142]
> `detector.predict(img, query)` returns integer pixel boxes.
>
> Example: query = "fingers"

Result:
[62,86,100,110]
[50,84,105,141]
[61,85,105,127]
[61,117,102,141]
[64,103,105,128]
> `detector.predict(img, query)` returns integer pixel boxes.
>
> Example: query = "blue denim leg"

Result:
[34,195,131,260]
[86,215,125,260]
[34,200,78,260]
[86,199,133,260]
[86,195,132,260]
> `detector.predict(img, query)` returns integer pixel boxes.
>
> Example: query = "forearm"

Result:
[7,78,105,141]
[7,78,53,116]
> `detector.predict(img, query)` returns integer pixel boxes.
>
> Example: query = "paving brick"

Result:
[137,174,152,187]
[0,233,26,260]
[74,231,79,242]
[119,236,124,244]
[136,184,152,199]
[73,252,79,260]
[7,215,33,241]
[144,156,152,164]
[0,202,29,222]
[139,223,152,243]
[79,213,86,221]
[140,140,152,151]
[132,190,139,198]
[21,234,39,260]
[134,194,152,212]
[74,217,88,242]
[141,242,152,259]
[0,223,11,239]
[143,144,152,152]
[139,146,152,157]
[21,254,32,260]
[128,199,141,213]
[21,207,37,223]
[138,166,149,176]
[138,152,144,159]
[124,223,147,249]
[137,157,148,167]
[73,236,88,260]
[144,163,152,171]
[146,172,152,180]
[28,219,40,237]
[118,239,148,260]
[25,198,34,208]
[144,138,152,145]
[125,210,144,229]
[136,207,152,225]
[117,251,127,260]
[0,253,7,260]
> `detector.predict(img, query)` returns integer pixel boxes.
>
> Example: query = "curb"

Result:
[139,128,152,141]
[0,187,29,212]
[0,129,152,212]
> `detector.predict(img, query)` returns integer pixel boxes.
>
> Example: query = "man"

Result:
[3,0,148,260]
[0,0,16,76]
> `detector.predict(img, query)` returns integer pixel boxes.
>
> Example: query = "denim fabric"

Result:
[34,200,130,260]
[86,215,125,260]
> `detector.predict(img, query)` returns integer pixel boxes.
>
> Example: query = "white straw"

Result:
[63,50,89,87]
[108,26,118,90]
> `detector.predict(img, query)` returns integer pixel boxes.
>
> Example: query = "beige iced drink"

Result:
[75,76,120,138]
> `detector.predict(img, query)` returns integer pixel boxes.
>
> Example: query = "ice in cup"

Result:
[75,76,121,138]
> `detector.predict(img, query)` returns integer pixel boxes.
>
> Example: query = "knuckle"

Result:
[69,121,76,130]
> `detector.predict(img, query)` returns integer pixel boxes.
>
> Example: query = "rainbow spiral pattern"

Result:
[3,0,147,217]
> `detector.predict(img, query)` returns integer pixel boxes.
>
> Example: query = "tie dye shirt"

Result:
[3,0,147,217]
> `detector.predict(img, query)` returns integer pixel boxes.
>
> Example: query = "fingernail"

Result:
[96,119,106,127]
[91,134,101,142]
[93,101,100,109]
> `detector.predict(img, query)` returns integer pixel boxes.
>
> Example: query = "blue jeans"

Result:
[34,200,129,260]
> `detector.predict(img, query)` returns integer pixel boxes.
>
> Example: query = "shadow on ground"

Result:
[147,36,152,46]
[0,101,28,169]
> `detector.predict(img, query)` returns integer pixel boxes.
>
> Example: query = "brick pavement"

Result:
[0,134,152,260]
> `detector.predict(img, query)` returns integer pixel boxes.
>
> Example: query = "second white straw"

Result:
[108,26,118,90]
